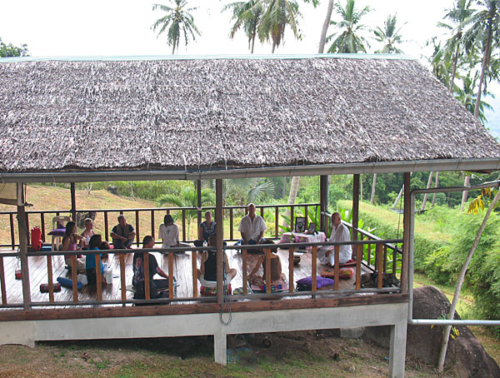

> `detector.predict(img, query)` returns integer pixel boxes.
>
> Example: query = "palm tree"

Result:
[151,0,201,54]
[373,14,406,54]
[462,0,500,118]
[222,1,264,53]
[326,0,371,53]
[258,0,302,53]
[454,70,493,123]
[157,186,215,239]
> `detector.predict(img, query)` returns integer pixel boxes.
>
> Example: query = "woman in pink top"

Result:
[62,221,85,273]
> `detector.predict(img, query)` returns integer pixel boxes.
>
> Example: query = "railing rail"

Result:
[0,203,321,248]
[0,238,402,310]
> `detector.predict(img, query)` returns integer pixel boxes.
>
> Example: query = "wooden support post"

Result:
[0,256,7,304]
[383,245,388,273]
[167,252,174,299]
[70,183,77,221]
[192,249,198,298]
[352,174,360,259]
[401,172,411,294]
[182,210,186,242]
[289,247,294,293]
[311,246,317,293]
[71,255,79,302]
[17,184,31,311]
[135,210,140,247]
[377,244,384,289]
[120,254,126,301]
[356,245,362,290]
[320,175,329,232]
[151,210,155,239]
[197,180,202,227]
[104,212,109,241]
[215,179,224,305]
[242,248,248,295]
[47,255,54,303]
[265,248,272,294]
[95,254,102,302]
[275,207,279,239]
[230,208,234,241]
[9,214,15,249]
[144,252,151,300]
[334,246,340,291]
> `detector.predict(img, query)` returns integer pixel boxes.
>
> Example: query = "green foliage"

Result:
[0,38,29,57]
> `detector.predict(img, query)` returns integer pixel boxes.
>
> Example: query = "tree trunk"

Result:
[431,171,439,208]
[282,176,287,199]
[449,42,460,93]
[460,175,471,211]
[474,5,494,119]
[318,0,335,53]
[393,185,404,209]
[370,173,377,205]
[282,176,301,229]
[421,172,434,211]
[438,188,500,372]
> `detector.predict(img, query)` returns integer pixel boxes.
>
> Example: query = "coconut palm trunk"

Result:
[460,174,471,211]
[370,173,377,204]
[282,176,301,229]
[437,188,500,372]
[318,0,335,53]
[474,3,495,119]
[421,172,434,211]
[431,171,440,207]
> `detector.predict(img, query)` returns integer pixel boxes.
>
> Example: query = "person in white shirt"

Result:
[238,203,267,253]
[158,214,182,255]
[317,212,352,266]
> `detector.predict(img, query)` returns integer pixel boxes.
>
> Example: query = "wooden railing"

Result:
[0,203,320,249]
[0,238,403,310]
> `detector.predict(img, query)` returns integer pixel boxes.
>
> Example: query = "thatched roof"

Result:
[0,55,499,180]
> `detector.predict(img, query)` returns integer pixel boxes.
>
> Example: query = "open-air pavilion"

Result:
[1,54,500,377]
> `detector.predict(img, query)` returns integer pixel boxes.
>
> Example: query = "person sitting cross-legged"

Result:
[197,234,237,288]
[237,203,267,254]
[248,239,286,288]
[317,212,352,267]
[110,215,136,249]
[132,235,170,299]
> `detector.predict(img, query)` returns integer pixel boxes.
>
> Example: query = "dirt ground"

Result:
[0,330,456,378]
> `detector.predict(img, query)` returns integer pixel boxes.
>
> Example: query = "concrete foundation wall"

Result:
[0,303,408,377]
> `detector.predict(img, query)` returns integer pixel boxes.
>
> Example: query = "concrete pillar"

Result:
[214,329,227,365]
[389,321,407,378]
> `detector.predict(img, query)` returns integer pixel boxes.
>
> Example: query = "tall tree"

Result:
[439,0,475,93]
[326,0,371,53]
[463,0,500,118]
[152,0,201,54]
[223,1,264,53]
[0,38,28,58]
[373,14,406,54]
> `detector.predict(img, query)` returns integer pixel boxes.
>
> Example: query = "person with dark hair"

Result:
[110,215,135,249]
[62,221,85,273]
[132,236,169,299]
[158,214,181,255]
[248,239,286,287]
[85,234,106,285]
[197,234,237,288]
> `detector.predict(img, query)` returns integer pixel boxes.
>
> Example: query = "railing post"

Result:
[71,255,79,302]
[265,248,272,294]
[151,210,155,239]
[356,245,362,290]
[47,255,54,303]
[135,210,140,247]
[275,207,279,239]
[230,208,234,241]
[144,252,150,300]
[334,246,340,291]
[17,184,31,311]
[289,247,294,293]
[9,213,15,249]
[40,213,46,242]
[242,248,248,295]
[377,244,384,289]
[104,211,109,241]
[192,249,198,298]
[120,253,127,302]
[0,256,7,304]
[311,245,317,295]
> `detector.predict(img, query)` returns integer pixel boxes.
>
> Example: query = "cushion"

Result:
[321,267,354,279]
[200,284,232,296]
[48,228,66,236]
[296,276,334,288]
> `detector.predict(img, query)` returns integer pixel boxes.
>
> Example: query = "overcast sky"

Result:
[0,0,447,57]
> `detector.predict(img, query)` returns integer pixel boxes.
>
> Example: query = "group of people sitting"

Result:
[60,203,352,298]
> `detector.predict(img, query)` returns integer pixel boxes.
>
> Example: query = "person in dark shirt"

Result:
[110,215,136,249]
[196,234,236,287]
[132,235,169,299]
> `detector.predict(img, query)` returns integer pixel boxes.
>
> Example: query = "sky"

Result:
[0,0,498,138]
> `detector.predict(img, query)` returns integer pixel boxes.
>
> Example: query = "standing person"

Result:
[317,212,352,266]
[193,211,216,248]
[62,221,85,273]
[80,218,95,249]
[158,214,182,255]
[110,215,136,249]
[132,235,169,299]
[238,203,267,253]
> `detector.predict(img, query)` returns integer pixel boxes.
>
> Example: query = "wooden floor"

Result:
[0,246,369,307]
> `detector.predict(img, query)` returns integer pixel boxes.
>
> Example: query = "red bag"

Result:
[31,227,42,251]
